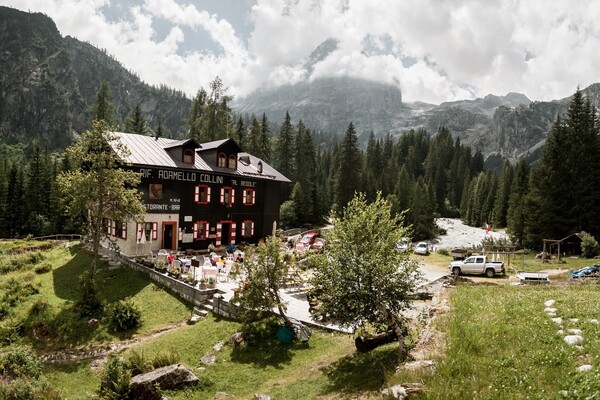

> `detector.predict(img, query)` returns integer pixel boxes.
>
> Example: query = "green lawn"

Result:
[395,284,600,399]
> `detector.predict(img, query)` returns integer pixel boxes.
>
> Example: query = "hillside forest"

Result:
[0,79,597,249]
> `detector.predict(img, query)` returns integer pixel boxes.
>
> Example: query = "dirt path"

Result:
[42,318,189,364]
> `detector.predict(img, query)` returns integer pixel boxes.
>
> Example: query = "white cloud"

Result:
[2,0,600,103]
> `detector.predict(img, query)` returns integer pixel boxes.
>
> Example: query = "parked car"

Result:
[295,232,321,251]
[395,237,411,252]
[414,242,429,255]
[449,255,505,278]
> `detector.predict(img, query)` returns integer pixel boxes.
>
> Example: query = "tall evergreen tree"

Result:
[333,123,362,212]
[525,88,600,246]
[125,104,149,135]
[259,113,272,162]
[492,161,514,227]
[93,81,115,126]
[274,111,295,199]
[506,160,530,248]
[235,115,245,149]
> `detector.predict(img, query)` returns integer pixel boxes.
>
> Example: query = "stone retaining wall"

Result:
[119,256,220,308]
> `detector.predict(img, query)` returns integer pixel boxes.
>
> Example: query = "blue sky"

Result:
[3,0,600,104]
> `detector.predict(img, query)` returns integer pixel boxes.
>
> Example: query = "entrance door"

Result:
[162,222,177,250]
[220,223,230,246]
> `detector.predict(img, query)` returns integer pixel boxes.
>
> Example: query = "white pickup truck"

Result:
[449,255,505,278]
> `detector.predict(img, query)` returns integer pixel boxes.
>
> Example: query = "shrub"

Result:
[78,270,103,318]
[437,248,450,256]
[0,319,24,346]
[0,378,61,400]
[125,350,150,376]
[99,355,130,400]
[105,298,142,332]
[151,351,180,369]
[581,233,600,258]
[34,263,52,274]
[0,347,42,379]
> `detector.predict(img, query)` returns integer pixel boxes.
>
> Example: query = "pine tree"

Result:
[93,81,115,126]
[259,113,272,162]
[274,111,295,199]
[525,88,600,246]
[5,164,25,238]
[156,118,164,139]
[506,160,530,248]
[235,115,245,148]
[125,104,148,135]
[492,161,513,227]
[333,123,362,212]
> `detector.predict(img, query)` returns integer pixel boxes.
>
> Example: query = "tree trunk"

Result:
[355,330,396,352]
[381,307,407,361]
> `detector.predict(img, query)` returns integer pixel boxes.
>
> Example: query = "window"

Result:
[217,153,227,168]
[194,185,211,204]
[136,222,158,242]
[194,221,210,240]
[183,149,194,164]
[241,220,254,237]
[220,186,235,206]
[228,155,237,169]
[242,188,255,206]
[114,220,127,239]
[149,184,163,200]
[102,218,110,234]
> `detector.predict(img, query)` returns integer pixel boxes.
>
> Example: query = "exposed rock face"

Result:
[129,364,199,400]
[0,6,190,149]
[234,76,403,137]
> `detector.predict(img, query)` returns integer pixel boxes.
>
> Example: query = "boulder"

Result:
[254,394,272,400]
[564,335,584,346]
[381,383,423,399]
[130,364,198,400]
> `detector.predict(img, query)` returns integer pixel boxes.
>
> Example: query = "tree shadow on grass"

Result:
[53,248,150,302]
[228,322,296,368]
[319,345,398,396]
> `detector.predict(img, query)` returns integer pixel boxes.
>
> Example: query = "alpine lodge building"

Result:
[108,132,290,256]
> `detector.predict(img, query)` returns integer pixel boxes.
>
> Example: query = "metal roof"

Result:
[113,132,290,183]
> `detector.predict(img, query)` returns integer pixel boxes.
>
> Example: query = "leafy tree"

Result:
[237,236,293,328]
[57,120,145,272]
[124,104,148,135]
[93,81,115,126]
[581,233,600,258]
[311,193,421,360]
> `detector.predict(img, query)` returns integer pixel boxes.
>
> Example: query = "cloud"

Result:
[3,0,600,103]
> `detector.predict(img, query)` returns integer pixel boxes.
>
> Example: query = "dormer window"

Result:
[228,155,237,169]
[218,153,227,168]
[183,149,194,164]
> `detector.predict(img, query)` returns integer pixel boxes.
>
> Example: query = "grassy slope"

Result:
[3,243,404,399]
[396,284,600,399]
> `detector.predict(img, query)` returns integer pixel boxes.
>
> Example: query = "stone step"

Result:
[193,307,208,317]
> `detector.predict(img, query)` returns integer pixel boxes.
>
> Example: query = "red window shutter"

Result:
[250,221,254,236]
[220,188,225,204]
[111,220,115,236]
[207,187,211,203]
[251,190,256,205]
[193,222,198,239]
[152,223,158,240]
[204,223,209,238]
[122,223,127,239]
[194,186,199,202]
[231,188,235,205]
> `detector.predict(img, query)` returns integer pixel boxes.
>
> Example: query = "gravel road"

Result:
[433,218,509,249]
